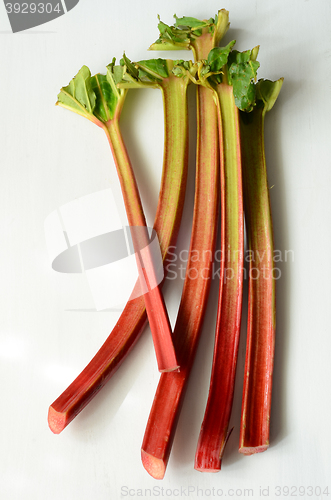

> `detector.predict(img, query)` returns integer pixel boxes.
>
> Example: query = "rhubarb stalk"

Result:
[141,11,229,480]
[195,45,260,472]
[48,59,190,433]
[239,78,283,455]
[55,60,177,375]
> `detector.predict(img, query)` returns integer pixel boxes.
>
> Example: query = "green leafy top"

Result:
[207,40,236,73]
[118,55,190,89]
[56,59,126,125]
[149,9,229,52]
[172,40,235,82]
[256,78,284,112]
[226,48,260,112]
[172,41,261,112]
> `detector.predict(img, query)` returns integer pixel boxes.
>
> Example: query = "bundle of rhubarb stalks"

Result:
[48,9,283,479]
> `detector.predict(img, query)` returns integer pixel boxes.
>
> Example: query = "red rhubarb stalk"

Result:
[141,11,229,479]
[55,61,177,375]
[48,61,190,433]
[141,82,219,481]
[194,45,260,471]
[104,116,177,374]
[239,78,283,455]
[195,82,244,472]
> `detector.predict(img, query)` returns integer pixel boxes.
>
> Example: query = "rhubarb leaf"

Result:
[150,17,191,51]
[107,58,125,86]
[172,60,193,78]
[118,55,159,88]
[256,78,284,112]
[90,74,115,122]
[208,40,236,72]
[174,15,206,29]
[57,65,96,118]
[150,9,229,51]
[120,53,139,79]
[91,61,126,122]
[57,60,127,124]
[227,50,260,112]
[173,15,207,36]
[118,56,177,89]
[137,59,169,80]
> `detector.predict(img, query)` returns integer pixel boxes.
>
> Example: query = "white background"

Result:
[1,0,331,498]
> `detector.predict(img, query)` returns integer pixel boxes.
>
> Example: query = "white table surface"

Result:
[1,0,330,498]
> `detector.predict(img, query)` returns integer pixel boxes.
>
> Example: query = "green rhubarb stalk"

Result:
[140,11,229,480]
[117,56,190,255]
[239,78,283,455]
[48,59,190,434]
[56,62,177,372]
[194,44,260,471]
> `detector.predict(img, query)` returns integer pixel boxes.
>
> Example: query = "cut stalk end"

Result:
[194,455,221,472]
[195,467,220,473]
[141,450,166,480]
[159,365,180,373]
[194,427,233,472]
[48,406,68,434]
[239,444,269,456]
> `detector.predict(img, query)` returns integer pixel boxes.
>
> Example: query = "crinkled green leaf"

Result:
[90,74,117,122]
[120,53,139,79]
[57,62,126,124]
[106,60,126,101]
[228,49,251,67]
[158,20,170,35]
[172,59,195,79]
[232,77,256,111]
[107,59,124,86]
[117,54,165,89]
[228,59,260,112]
[212,13,218,30]
[174,15,207,29]
[207,40,236,72]
[137,59,169,79]
[228,59,260,84]
[137,68,158,82]
[150,10,229,51]
[57,65,96,117]
[256,78,284,112]
[174,59,191,71]
[157,20,190,43]
[226,49,260,112]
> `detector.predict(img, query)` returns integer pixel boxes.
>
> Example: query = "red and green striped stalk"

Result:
[141,82,220,480]
[104,117,178,374]
[195,81,244,472]
[239,78,283,455]
[194,44,260,471]
[56,61,177,375]
[48,60,189,434]
[141,11,229,479]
